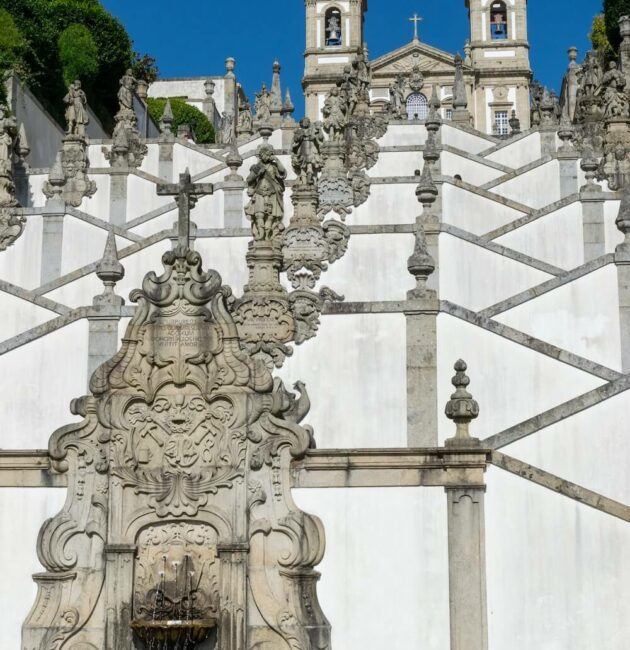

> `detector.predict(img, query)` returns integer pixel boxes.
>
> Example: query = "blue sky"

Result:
[101,0,603,115]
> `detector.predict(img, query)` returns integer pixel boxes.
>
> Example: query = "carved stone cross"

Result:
[157,169,213,248]
[409,13,423,41]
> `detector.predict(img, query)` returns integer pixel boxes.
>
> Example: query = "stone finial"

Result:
[96,230,125,287]
[159,99,174,137]
[619,15,630,43]
[580,144,601,192]
[204,79,216,98]
[423,132,440,170]
[453,55,467,110]
[464,39,472,66]
[225,57,236,78]
[557,115,575,152]
[407,219,436,300]
[283,88,295,122]
[568,46,578,65]
[270,60,283,116]
[415,163,438,210]
[615,183,630,252]
[425,85,442,135]
[444,359,480,447]
[225,146,244,181]
[43,153,66,205]
[16,122,30,163]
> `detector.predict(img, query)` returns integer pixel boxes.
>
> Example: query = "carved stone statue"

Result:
[220,111,235,145]
[601,61,629,119]
[389,74,407,119]
[118,68,135,113]
[245,144,287,242]
[322,86,347,143]
[254,83,272,123]
[63,80,89,137]
[237,99,254,137]
[0,104,16,179]
[291,117,324,184]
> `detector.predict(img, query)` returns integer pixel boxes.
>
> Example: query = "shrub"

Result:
[146,97,215,144]
[58,23,99,86]
[603,0,630,52]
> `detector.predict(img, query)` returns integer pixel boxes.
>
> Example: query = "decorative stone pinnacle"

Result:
[96,230,125,290]
[43,153,66,205]
[16,122,30,162]
[159,99,174,138]
[283,88,295,118]
[415,163,438,210]
[407,219,436,300]
[568,46,578,64]
[615,183,630,253]
[444,359,480,447]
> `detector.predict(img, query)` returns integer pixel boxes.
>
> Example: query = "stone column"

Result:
[223,148,245,228]
[104,544,136,650]
[619,16,630,88]
[88,232,124,385]
[557,120,578,198]
[444,360,488,650]
[406,162,439,446]
[614,187,630,371]
[109,170,128,227]
[158,99,175,181]
[539,126,557,156]
[224,58,237,126]
[579,146,605,262]
[41,209,65,284]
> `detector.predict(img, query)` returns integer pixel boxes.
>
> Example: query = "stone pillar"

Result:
[158,99,175,181]
[41,208,64,284]
[104,544,135,650]
[224,148,245,228]
[88,231,124,385]
[539,126,557,156]
[558,155,579,197]
[444,360,488,650]
[203,79,217,125]
[224,58,237,125]
[580,194,605,261]
[406,163,439,446]
[614,187,630,371]
[109,171,128,227]
[619,16,630,88]
[445,487,488,650]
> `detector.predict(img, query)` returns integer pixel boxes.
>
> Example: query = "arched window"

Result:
[325,7,342,47]
[490,1,508,40]
[406,93,428,120]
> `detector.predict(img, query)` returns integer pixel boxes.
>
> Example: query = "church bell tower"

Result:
[303,0,368,121]
[466,0,532,133]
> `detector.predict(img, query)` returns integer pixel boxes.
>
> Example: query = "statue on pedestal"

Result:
[64,80,89,138]
[322,87,347,143]
[254,83,272,124]
[291,117,324,185]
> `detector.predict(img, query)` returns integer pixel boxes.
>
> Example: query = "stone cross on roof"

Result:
[409,13,423,41]
[157,169,213,248]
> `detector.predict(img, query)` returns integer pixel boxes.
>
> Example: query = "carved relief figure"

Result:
[0,105,16,177]
[237,99,254,134]
[64,80,89,137]
[601,61,629,118]
[245,144,287,242]
[292,117,324,184]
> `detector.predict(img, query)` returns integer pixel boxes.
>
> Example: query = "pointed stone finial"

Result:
[43,153,66,206]
[580,144,601,192]
[159,99,174,136]
[95,230,125,304]
[616,183,630,253]
[423,131,440,169]
[425,85,442,135]
[407,219,436,300]
[16,123,30,162]
[283,88,295,120]
[270,60,283,117]
[444,359,480,447]
[453,55,467,110]
[415,162,438,210]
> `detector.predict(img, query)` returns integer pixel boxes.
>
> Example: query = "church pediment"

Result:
[371,40,470,78]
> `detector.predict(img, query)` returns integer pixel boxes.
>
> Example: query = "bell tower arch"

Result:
[303,0,368,121]
[465,0,532,133]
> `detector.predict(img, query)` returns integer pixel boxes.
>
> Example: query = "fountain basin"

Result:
[131,618,217,650]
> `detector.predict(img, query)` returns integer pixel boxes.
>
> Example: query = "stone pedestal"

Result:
[539,127,557,156]
[158,139,174,182]
[405,300,439,446]
[87,303,123,386]
[580,192,606,261]
[223,179,245,228]
[445,487,489,650]
[615,251,630,372]
[558,152,579,198]
[40,207,65,283]
[109,171,128,227]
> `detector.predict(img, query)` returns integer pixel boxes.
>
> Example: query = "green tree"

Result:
[591,13,615,61]
[131,51,159,83]
[58,23,98,86]
[146,97,215,144]
[0,8,25,101]
[603,0,630,52]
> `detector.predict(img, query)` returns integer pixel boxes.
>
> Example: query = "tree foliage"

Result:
[131,51,159,83]
[591,14,615,61]
[0,0,155,130]
[58,23,98,86]
[603,0,630,52]
[146,97,215,144]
